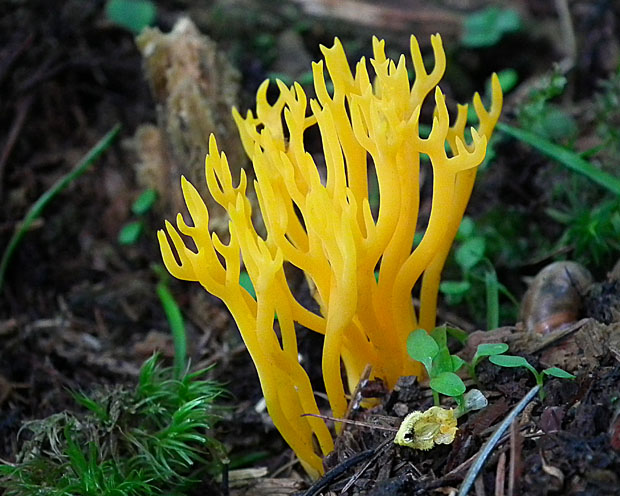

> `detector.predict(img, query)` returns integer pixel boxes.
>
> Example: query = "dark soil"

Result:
[1,1,619,495]
[303,347,620,495]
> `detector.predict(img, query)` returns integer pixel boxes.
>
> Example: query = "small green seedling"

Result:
[489,354,575,399]
[117,220,143,245]
[105,0,156,34]
[407,327,483,416]
[118,189,158,245]
[408,326,575,415]
[466,342,509,383]
[462,7,522,48]
[439,216,518,330]
[407,327,489,417]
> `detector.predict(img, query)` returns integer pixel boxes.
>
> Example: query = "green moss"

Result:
[0,355,227,495]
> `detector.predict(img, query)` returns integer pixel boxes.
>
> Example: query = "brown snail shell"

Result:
[520,261,593,335]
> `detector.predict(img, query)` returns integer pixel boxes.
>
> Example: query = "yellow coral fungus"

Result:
[158,34,502,477]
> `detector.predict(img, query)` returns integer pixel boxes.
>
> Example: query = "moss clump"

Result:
[0,355,227,495]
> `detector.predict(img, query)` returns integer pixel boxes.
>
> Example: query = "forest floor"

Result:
[1,1,619,495]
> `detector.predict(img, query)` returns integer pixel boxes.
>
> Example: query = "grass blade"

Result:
[497,122,620,196]
[0,124,122,292]
[154,266,187,379]
[484,267,499,330]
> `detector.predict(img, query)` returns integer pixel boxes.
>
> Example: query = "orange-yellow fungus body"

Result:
[159,34,502,477]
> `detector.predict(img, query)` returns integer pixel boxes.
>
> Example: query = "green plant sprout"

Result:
[407,327,575,410]
[466,342,509,383]
[407,327,485,417]
[105,0,156,34]
[514,69,577,145]
[546,195,620,269]
[0,355,227,495]
[489,354,575,400]
[439,216,519,330]
[461,7,522,48]
[118,189,158,245]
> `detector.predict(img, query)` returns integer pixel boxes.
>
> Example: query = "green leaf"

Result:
[430,372,466,397]
[407,329,439,374]
[105,0,156,34]
[64,426,88,474]
[543,367,575,379]
[118,220,143,245]
[239,271,256,299]
[488,354,539,380]
[533,106,578,143]
[132,189,158,215]
[475,343,509,358]
[445,326,469,345]
[455,236,486,271]
[457,216,476,240]
[239,271,280,321]
[228,451,271,470]
[439,280,471,295]
[451,355,466,373]
[418,125,432,140]
[433,347,454,375]
[489,354,530,368]
[496,68,519,93]
[440,280,470,305]
[431,326,448,348]
[462,7,522,48]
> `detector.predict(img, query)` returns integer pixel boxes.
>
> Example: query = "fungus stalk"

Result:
[158,34,502,477]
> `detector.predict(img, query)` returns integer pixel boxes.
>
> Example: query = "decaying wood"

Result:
[131,17,245,233]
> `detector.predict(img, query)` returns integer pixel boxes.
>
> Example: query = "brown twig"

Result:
[495,452,506,496]
[301,413,398,433]
[340,438,393,493]
[458,386,541,496]
[344,363,373,419]
[475,476,486,496]
[508,419,523,496]
[301,445,382,496]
